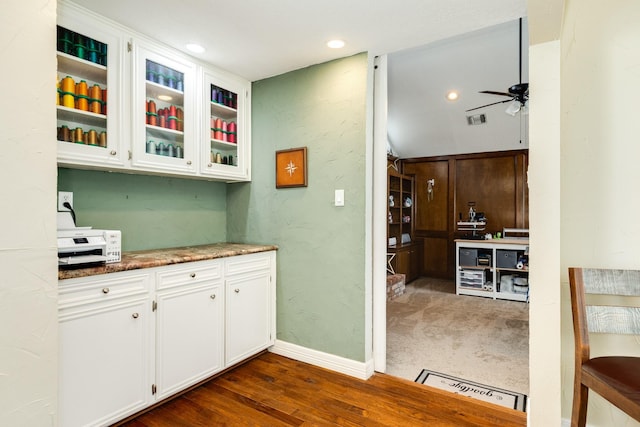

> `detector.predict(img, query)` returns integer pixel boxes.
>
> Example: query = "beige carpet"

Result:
[386,277,529,396]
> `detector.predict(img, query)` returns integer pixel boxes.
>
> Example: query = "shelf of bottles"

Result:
[56,25,108,148]
[209,84,238,166]
[144,60,185,159]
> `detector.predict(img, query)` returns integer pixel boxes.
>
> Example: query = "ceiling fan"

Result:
[466,18,528,115]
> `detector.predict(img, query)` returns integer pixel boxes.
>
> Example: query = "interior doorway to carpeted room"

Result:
[385,277,529,398]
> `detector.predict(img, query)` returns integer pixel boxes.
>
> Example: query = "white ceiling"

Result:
[68,0,529,158]
[388,18,529,158]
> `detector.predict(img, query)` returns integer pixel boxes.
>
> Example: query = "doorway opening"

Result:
[373,18,530,399]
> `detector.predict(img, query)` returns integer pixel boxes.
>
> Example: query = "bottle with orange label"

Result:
[75,80,89,111]
[89,84,102,114]
[60,76,75,108]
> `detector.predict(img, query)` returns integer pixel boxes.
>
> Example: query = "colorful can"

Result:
[74,127,84,144]
[146,140,156,154]
[99,131,107,147]
[87,129,98,145]
[61,76,75,93]
[89,84,101,101]
[168,116,177,130]
[57,125,70,142]
[101,89,107,115]
[89,99,102,114]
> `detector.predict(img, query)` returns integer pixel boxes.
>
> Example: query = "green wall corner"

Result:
[227,53,369,362]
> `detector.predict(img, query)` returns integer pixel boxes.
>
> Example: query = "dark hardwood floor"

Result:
[118,352,527,426]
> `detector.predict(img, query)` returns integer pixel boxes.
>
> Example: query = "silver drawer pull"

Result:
[102,288,110,294]
[132,313,139,319]
[186,160,192,165]
[190,273,196,278]
[210,294,216,300]
[110,150,117,156]
[234,289,240,293]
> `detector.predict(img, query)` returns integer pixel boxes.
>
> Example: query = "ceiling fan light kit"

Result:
[505,100,521,116]
[466,18,529,115]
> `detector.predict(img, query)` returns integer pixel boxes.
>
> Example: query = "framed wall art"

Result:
[275,147,308,188]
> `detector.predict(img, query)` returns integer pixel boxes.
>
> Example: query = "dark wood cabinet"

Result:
[387,165,423,282]
[391,241,422,283]
[403,150,528,280]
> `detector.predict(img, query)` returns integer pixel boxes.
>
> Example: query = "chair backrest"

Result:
[570,268,640,338]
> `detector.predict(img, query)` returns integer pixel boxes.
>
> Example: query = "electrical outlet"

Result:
[58,191,73,211]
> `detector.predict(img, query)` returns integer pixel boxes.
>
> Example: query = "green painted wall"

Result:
[58,168,227,251]
[227,53,369,362]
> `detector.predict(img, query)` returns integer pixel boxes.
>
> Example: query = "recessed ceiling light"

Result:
[186,43,205,53]
[158,95,172,101]
[446,90,459,101]
[327,39,345,49]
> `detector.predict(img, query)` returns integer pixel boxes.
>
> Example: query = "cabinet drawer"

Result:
[225,252,272,276]
[459,269,484,280]
[59,270,151,309]
[156,260,222,290]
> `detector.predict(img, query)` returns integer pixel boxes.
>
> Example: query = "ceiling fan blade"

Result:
[480,90,513,97]
[465,98,513,112]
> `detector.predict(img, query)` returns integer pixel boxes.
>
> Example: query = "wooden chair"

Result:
[568,268,640,427]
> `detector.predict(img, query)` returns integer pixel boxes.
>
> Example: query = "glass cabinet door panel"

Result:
[132,44,196,175]
[56,8,126,168]
[201,70,250,181]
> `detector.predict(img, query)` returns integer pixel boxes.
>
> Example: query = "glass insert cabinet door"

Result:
[132,43,197,175]
[201,70,249,180]
[56,17,126,168]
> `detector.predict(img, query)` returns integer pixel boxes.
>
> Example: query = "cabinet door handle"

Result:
[234,288,240,293]
[110,150,117,156]
[190,273,196,278]
[210,294,216,300]
[102,287,110,294]
[207,163,212,167]
[132,312,139,319]
[186,160,192,165]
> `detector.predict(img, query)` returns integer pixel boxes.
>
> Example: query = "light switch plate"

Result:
[335,189,344,207]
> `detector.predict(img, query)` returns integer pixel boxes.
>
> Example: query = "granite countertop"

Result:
[59,242,278,280]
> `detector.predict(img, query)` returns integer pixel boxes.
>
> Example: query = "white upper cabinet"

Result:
[131,43,197,175]
[200,69,251,181]
[56,2,127,168]
[56,0,252,182]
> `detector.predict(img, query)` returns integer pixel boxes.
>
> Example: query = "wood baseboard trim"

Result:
[269,339,374,380]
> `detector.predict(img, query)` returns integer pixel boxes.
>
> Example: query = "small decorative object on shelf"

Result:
[389,195,394,207]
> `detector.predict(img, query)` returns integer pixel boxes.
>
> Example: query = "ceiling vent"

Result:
[466,114,487,126]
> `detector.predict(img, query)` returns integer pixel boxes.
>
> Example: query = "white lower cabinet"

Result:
[58,250,276,427]
[225,252,273,366]
[58,271,152,427]
[154,261,224,400]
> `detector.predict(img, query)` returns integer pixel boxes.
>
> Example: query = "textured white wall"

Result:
[0,0,59,425]
[528,39,562,426]
[560,1,640,426]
